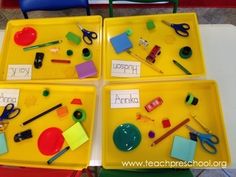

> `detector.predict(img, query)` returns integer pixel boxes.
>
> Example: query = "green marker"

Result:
[47,146,70,165]
[173,60,192,75]
[23,40,62,51]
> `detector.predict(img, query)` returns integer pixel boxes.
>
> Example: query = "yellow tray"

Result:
[0,84,96,169]
[103,13,206,82]
[102,80,230,168]
[0,16,102,82]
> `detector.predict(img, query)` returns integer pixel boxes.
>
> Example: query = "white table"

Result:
[1,24,236,168]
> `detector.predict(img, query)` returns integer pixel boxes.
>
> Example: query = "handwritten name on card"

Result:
[7,65,32,80]
[0,89,20,106]
[111,89,140,108]
[111,60,141,77]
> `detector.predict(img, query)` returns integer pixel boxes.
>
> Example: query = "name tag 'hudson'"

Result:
[111,60,140,77]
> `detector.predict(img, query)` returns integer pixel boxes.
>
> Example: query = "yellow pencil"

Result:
[127,50,163,74]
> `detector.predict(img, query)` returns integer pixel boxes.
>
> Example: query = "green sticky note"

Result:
[0,132,8,155]
[171,136,196,162]
[63,122,89,151]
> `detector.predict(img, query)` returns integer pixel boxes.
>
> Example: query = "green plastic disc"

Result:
[113,123,141,152]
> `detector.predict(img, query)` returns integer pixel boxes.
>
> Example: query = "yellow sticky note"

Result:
[63,122,89,151]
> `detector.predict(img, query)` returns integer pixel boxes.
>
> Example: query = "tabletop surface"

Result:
[0,24,236,168]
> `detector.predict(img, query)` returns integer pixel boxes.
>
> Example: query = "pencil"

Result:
[173,60,192,75]
[127,50,163,74]
[23,40,62,51]
[151,118,190,146]
[21,103,62,126]
[47,146,70,165]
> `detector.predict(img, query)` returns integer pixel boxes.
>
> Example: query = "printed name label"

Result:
[111,60,140,77]
[7,65,32,80]
[0,89,20,106]
[111,89,140,108]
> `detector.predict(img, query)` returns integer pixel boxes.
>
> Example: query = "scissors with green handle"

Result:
[185,125,219,154]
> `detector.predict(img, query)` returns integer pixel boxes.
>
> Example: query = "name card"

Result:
[111,89,140,108]
[111,60,140,77]
[0,89,20,107]
[7,65,32,80]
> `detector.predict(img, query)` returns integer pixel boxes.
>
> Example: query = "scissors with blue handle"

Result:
[162,20,190,37]
[185,125,219,154]
[77,23,98,45]
[0,103,20,121]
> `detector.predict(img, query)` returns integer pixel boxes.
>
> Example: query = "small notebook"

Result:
[0,132,8,155]
[171,135,196,162]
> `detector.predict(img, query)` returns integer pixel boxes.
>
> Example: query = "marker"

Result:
[23,40,62,51]
[21,103,62,126]
[47,146,70,165]
[173,60,192,75]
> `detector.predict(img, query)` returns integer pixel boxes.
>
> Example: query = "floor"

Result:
[0,6,236,177]
[0,7,236,29]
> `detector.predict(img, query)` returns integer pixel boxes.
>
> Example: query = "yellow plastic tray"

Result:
[102,80,230,169]
[0,16,102,82]
[0,84,96,169]
[103,13,206,82]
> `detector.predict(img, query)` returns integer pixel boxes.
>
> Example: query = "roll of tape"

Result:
[82,48,92,60]
[179,46,192,59]
[72,109,86,122]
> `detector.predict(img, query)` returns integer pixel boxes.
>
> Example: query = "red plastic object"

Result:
[38,127,64,156]
[162,118,171,128]
[14,27,37,46]
[145,97,163,112]
[71,98,82,105]
[146,45,161,63]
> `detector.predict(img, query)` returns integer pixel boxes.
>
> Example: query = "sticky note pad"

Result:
[171,136,196,162]
[75,60,97,79]
[110,33,133,53]
[0,133,8,154]
[63,122,89,151]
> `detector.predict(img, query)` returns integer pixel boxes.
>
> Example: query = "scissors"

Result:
[77,23,98,45]
[0,103,21,121]
[162,20,190,37]
[185,125,219,154]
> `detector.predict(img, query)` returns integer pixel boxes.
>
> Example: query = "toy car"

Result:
[145,97,163,112]
[146,45,161,64]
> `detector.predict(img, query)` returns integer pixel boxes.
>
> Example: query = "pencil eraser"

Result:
[75,60,97,79]
[66,32,81,45]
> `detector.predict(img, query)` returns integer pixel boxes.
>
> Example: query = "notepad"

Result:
[62,122,89,151]
[110,33,133,54]
[171,136,196,162]
[0,133,8,155]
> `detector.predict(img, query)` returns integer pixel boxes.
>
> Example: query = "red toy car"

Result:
[146,45,161,64]
[145,97,163,112]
